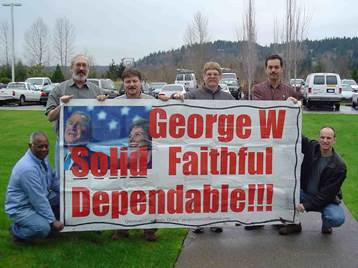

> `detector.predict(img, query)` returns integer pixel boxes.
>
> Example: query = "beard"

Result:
[72,71,88,82]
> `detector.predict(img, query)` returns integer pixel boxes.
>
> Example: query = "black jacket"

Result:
[301,136,347,211]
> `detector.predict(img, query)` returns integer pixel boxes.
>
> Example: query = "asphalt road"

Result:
[1,103,358,114]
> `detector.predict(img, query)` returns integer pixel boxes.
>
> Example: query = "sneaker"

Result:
[321,226,332,234]
[244,225,264,230]
[112,229,129,240]
[210,227,223,233]
[279,224,302,235]
[144,231,157,242]
[192,227,204,234]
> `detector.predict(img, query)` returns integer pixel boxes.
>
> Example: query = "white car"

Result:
[7,82,41,105]
[25,77,52,91]
[158,84,186,98]
[303,73,343,110]
[175,69,198,90]
[341,84,354,100]
[341,79,358,91]
[0,86,16,105]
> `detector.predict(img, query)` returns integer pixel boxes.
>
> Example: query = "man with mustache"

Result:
[5,132,63,243]
[251,54,300,101]
[115,68,154,99]
[245,54,301,231]
[45,54,107,176]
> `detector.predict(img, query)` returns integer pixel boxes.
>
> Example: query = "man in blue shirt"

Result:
[5,132,64,243]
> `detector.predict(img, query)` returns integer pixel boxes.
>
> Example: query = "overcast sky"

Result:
[0,0,357,65]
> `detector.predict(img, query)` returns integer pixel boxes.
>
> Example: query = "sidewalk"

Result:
[176,205,358,268]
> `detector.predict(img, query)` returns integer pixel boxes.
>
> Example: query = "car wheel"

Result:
[19,95,25,106]
[335,103,340,111]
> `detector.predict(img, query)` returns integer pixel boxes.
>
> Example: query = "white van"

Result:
[175,69,197,90]
[303,73,343,110]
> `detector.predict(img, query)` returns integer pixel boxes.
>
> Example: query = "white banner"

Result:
[60,99,302,231]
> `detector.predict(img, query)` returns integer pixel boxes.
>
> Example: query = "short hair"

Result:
[320,126,336,138]
[129,119,151,149]
[265,54,283,67]
[29,131,48,144]
[70,54,89,68]
[121,68,142,81]
[65,111,91,143]
[203,62,222,75]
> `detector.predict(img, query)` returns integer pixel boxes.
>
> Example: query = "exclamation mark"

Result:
[248,184,256,212]
[266,184,273,211]
[256,184,265,211]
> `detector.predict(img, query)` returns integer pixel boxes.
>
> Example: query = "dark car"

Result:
[219,78,241,99]
[149,82,167,98]
[40,83,58,106]
[87,78,119,98]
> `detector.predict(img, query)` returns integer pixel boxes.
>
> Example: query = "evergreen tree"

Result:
[52,64,65,82]
[15,61,28,81]
[0,64,11,83]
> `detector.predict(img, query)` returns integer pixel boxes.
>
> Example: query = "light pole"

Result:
[2,1,22,82]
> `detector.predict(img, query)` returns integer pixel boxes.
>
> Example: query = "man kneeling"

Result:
[279,126,346,235]
[5,132,64,243]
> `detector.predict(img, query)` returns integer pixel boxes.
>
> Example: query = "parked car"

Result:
[25,77,52,91]
[0,83,7,89]
[87,78,119,98]
[149,82,167,98]
[352,92,358,109]
[290,78,305,93]
[141,81,151,95]
[175,69,198,90]
[39,83,59,106]
[0,86,16,105]
[7,82,41,105]
[303,73,343,110]
[341,84,354,101]
[219,78,241,99]
[341,79,358,91]
[158,84,186,98]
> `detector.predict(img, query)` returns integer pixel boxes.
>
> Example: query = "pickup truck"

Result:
[6,82,42,105]
[0,86,16,105]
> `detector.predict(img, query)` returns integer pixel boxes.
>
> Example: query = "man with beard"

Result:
[45,54,107,176]
[5,132,63,243]
[251,54,300,101]
[115,68,154,99]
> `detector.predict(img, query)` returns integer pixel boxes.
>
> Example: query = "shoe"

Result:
[210,227,223,233]
[279,224,302,235]
[9,227,27,245]
[321,226,332,234]
[244,225,264,230]
[192,227,204,234]
[144,231,157,242]
[112,229,129,240]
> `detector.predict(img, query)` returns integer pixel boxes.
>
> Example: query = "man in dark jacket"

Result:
[279,126,346,235]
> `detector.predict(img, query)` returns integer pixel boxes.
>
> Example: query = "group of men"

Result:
[5,53,346,244]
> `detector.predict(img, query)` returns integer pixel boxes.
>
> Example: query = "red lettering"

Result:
[72,187,90,217]
[149,108,167,138]
[169,113,185,138]
[259,110,286,138]
[71,147,89,177]
[93,191,109,216]
[130,191,146,215]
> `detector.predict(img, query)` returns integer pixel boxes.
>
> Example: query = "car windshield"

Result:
[101,80,114,89]
[175,74,184,81]
[222,73,236,79]
[87,80,100,86]
[150,83,166,89]
[26,78,43,85]
[326,76,337,85]
[342,79,357,86]
[162,85,183,91]
[8,83,25,89]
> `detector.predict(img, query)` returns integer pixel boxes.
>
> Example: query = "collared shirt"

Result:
[251,80,301,100]
[115,93,154,99]
[5,150,59,223]
[45,79,104,133]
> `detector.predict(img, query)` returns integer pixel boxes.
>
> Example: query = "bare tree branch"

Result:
[24,17,49,66]
[183,11,209,46]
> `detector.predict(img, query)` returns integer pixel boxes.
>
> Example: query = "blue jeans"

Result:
[11,193,60,240]
[300,190,345,228]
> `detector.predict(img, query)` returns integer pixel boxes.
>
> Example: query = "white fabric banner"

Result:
[60,99,302,232]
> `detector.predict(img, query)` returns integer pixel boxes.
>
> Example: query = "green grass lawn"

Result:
[0,110,357,267]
